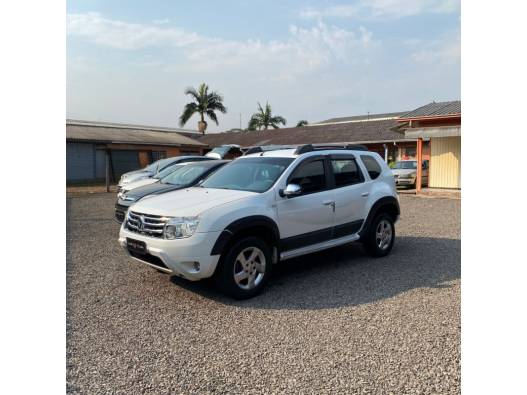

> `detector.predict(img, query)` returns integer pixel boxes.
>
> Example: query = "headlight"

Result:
[163,216,200,239]
[123,194,137,202]
[118,190,130,200]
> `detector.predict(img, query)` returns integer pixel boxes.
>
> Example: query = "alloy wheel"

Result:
[375,219,393,250]
[233,247,266,290]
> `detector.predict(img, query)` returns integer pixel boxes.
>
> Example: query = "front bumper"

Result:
[394,177,415,186]
[118,226,221,281]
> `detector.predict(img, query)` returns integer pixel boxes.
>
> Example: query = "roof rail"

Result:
[294,144,368,155]
[243,146,263,155]
[243,145,296,156]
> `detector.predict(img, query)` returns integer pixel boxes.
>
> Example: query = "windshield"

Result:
[144,162,158,172]
[161,164,213,186]
[201,158,294,192]
[154,164,185,179]
[393,161,417,170]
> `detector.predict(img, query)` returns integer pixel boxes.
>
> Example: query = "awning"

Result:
[404,126,461,139]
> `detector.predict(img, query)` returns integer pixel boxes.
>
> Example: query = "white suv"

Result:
[118,145,400,299]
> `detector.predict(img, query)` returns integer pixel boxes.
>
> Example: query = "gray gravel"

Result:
[67,194,460,394]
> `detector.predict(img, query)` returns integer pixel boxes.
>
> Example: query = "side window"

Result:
[289,160,327,195]
[361,155,383,180]
[331,159,364,187]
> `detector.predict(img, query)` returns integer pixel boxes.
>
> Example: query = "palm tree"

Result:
[179,83,227,134]
[248,102,287,131]
[296,120,308,127]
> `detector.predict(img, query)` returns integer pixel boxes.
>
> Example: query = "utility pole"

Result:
[105,149,110,193]
[239,113,242,129]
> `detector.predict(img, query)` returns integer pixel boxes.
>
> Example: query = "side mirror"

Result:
[280,183,302,198]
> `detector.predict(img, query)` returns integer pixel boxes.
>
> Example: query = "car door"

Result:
[276,156,335,251]
[330,155,369,238]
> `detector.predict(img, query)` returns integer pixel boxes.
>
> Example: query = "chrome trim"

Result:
[280,233,360,261]
[125,210,171,238]
[128,255,173,274]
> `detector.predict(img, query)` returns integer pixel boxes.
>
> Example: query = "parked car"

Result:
[117,163,186,198]
[117,156,211,191]
[115,160,229,223]
[205,145,244,159]
[118,144,400,299]
[391,159,429,188]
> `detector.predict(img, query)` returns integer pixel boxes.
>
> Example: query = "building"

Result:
[198,112,428,164]
[395,101,461,190]
[66,119,207,184]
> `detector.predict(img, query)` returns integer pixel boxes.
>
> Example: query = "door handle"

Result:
[361,192,370,197]
[323,200,336,212]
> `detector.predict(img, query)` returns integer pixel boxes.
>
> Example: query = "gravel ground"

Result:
[67,194,460,394]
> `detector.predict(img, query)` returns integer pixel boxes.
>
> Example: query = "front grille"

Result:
[115,203,129,223]
[126,210,170,238]
[115,210,125,223]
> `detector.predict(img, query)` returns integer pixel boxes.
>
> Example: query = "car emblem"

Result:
[137,215,145,231]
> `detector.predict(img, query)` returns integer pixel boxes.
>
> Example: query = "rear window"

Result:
[331,159,363,187]
[361,155,383,180]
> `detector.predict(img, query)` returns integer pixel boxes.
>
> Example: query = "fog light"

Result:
[192,262,200,272]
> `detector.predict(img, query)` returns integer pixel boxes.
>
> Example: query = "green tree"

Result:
[248,102,287,131]
[296,120,308,127]
[179,83,227,134]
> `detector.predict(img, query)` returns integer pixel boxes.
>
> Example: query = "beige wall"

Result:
[430,136,461,189]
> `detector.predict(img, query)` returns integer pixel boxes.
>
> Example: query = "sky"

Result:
[66,0,460,132]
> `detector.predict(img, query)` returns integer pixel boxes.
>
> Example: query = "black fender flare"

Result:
[358,196,400,238]
[210,216,280,256]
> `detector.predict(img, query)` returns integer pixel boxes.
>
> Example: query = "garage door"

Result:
[67,142,96,182]
[430,137,461,189]
[111,150,140,180]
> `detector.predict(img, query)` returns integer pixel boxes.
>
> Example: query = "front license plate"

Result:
[127,238,147,255]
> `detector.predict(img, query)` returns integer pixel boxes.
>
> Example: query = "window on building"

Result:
[289,160,327,194]
[361,155,383,180]
[402,147,416,159]
[331,159,364,187]
[151,151,167,161]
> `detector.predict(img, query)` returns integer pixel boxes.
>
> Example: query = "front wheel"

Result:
[214,237,271,299]
[362,213,395,257]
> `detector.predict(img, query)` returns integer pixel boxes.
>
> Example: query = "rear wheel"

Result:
[214,237,271,299]
[363,213,395,257]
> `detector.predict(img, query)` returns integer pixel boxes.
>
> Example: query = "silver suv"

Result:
[119,145,400,299]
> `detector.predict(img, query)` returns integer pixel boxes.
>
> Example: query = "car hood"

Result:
[129,187,257,217]
[122,169,150,178]
[125,182,186,202]
[121,172,153,184]
[122,177,158,191]
[391,169,416,176]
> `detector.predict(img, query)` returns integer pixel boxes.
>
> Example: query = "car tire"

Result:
[214,237,272,299]
[363,213,395,257]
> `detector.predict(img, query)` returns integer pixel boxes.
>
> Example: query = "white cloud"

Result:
[299,0,459,20]
[411,30,460,64]
[67,13,374,76]
[67,13,202,50]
